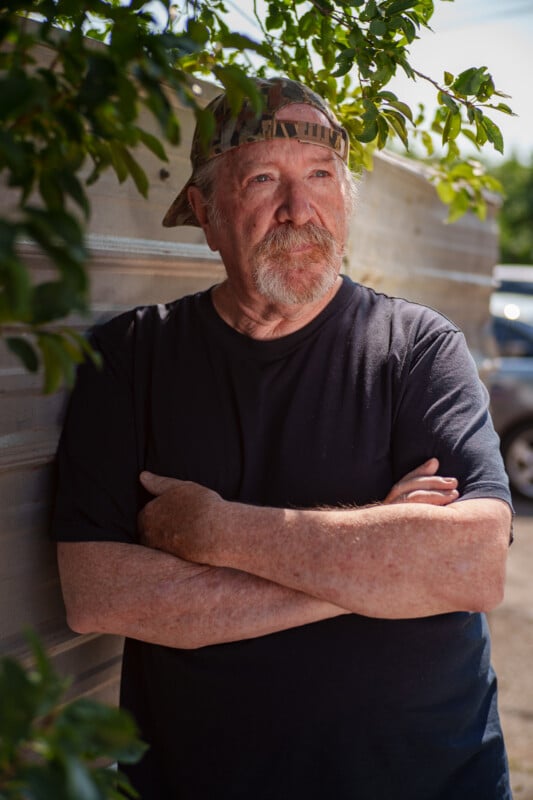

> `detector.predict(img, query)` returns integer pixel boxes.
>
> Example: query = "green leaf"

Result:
[266,8,284,30]
[299,10,320,37]
[449,163,475,180]
[363,0,378,20]
[0,75,41,119]
[461,128,480,149]
[213,66,263,116]
[481,116,504,154]
[56,698,147,763]
[30,281,82,324]
[447,188,472,222]
[442,109,461,144]
[421,130,434,156]
[474,115,488,146]
[0,657,37,756]
[376,115,389,149]
[64,757,101,800]
[58,171,91,219]
[186,19,209,45]
[218,31,268,58]
[356,119,378,143]
[438,92,459,113]
[387,0,419,13]
[384,109,408,148]
[452,66,489,97]
[444,138,460,163]
[108,141,130,184]
[0,256,32,318]
[6,336,39,372]
[369,19,387,36]
[333,48,356,78]
[39,172,64,211]
[435,180,455,205]
[38,333,74,393]
[63,329,103,370]
[193,107,216,161]
[383,99,413,123]
[494,102,515,116]
[399,17,416,43]
[137,128,168,162]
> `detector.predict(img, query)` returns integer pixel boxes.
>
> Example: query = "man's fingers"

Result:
[397,475,457,494]
[397,489,460,506]
[140,471,184,496]
[384,471,458,505]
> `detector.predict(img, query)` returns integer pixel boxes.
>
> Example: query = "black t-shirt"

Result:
[53,276,512,799]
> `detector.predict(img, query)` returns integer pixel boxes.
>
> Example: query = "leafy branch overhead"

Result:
[0,0,514,391]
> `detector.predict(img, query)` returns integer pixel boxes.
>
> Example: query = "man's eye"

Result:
[313,169,330,178]
[251,174,271,183]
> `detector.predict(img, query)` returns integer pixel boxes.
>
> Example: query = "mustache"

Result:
[253,223,337,259]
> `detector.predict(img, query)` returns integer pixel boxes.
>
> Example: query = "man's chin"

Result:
[253,263,339,306]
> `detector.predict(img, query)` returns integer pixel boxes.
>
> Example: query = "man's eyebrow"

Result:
[238,151,337,172]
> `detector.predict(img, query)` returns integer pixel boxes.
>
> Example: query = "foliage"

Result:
[0,0,514,390]
[492,155,533,265]
[0,632,146,800]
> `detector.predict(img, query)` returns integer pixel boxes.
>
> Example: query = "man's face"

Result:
[199,105,351,307]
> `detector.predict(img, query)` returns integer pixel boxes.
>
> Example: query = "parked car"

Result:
[485,265,533,499]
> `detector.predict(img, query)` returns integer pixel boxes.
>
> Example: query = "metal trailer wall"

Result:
[347,150,499,361]
[0,48,499,704]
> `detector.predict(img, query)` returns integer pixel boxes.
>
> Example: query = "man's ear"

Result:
[187,186,219,251]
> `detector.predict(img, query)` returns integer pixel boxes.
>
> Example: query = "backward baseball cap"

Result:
[162,76,350,228]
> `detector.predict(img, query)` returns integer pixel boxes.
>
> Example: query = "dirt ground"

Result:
[489,497,533,798]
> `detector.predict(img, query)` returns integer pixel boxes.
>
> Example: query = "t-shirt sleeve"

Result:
[391,319,512,509]
[51,315,144,544]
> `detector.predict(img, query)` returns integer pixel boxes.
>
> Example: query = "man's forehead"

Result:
[234,140,338,170]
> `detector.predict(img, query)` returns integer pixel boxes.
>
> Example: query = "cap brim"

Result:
[162,176,201,227]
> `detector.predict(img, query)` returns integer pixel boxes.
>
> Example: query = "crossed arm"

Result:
[57,459,511,649]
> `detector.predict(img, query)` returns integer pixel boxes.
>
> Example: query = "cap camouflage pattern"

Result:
[162,77,350,228]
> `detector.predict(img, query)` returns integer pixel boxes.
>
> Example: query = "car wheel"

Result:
[502,421,533,500]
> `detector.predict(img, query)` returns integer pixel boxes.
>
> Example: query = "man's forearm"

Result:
[140,481,511,619]
[206,498,511,618]
[57,541,348,649]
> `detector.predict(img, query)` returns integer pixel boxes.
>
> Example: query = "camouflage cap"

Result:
[162,77,350,228]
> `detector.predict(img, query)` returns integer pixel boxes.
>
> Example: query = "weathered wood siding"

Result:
[0,35,498,703]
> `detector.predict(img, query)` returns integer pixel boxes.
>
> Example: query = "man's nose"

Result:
[275,180,314,226]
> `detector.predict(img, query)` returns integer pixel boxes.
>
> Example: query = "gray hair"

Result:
[189,158,225,227]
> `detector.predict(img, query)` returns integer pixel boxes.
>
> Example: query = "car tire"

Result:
[501,420,533,500]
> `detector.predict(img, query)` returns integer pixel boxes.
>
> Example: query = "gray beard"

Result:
[251,224,343,305]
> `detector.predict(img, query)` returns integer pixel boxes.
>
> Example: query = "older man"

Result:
[54,78,513,799]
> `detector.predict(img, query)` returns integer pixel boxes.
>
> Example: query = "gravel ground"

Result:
[490,498,533,799]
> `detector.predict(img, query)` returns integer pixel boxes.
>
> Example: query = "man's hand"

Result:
[138,472,222,562]
[384,458,459,506]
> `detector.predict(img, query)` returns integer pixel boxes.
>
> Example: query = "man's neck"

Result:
[210,277,343,340]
